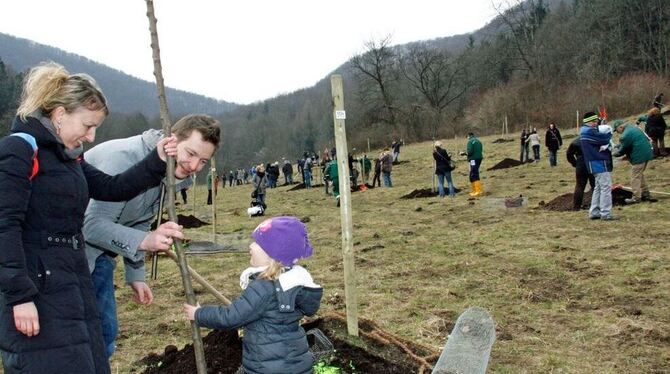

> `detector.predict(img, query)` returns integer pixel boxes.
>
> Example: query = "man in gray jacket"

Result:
[83,114,220,358]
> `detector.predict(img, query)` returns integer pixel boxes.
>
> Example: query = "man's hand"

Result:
[13,301,40,337]
[140,221,184,252]
[130,282,154,305]
[156,135,178,162]
[183,303,200,321]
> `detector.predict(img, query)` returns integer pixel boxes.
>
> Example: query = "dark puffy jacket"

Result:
[545,128,563,151]
[433,147,452,175]
[0,116,166,373]
[196,267,322,374]
[566,137,589,175]
[645,114,667,139]
[282,163,293,175]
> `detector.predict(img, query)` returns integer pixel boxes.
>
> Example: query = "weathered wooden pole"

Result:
[192,174,197,217]
[144,1,207,372]
[576,110,580,131]
[150,185,165,280]
[210,159,217,244]
[330,75,359,336]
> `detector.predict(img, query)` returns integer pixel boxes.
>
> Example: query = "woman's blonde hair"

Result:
[258,259,285,280]
[649,107,660,116]
[17,61,109,121]
[434,140,443,148]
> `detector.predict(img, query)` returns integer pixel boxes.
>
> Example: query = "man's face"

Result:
[174,131,217,179]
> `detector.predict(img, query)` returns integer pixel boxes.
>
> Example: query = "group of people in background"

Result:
[519,123,563,166]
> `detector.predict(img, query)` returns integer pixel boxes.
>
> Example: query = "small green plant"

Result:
[313,360,341,374]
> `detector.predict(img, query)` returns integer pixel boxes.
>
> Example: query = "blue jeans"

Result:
[590,172,613,218]
[382,171,392,187]
[256,193,265,204]
[437,172,455,197]
[285,173,293,184]
[532,145,540,161]
[469,159,482,182]
[548,150,557,166]
[304,170,312,188]
[91,253,118,358]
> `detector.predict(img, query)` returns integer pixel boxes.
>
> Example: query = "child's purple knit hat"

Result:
[251,216,313,266]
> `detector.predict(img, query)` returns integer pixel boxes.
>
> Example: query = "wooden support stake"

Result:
[576,110,580,131]
[330,75,359,336]
[210,159,217,244]
[164,251,231,305]
[145,1,207,372]
[150,185,165,280]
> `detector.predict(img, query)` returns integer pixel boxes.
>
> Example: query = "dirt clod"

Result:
[487,158,524,171]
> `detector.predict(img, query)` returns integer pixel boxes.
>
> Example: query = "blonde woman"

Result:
[0,62,177,373]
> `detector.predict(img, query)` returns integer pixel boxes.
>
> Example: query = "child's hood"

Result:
[275,265,322,316]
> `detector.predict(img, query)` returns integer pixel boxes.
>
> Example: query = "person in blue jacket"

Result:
[184,216,322,374]
[0,62,176,374]
[579,112,615,220]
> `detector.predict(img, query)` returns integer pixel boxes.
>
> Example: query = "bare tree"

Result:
[350,35,400,125]
[493,0,548,78]
[401,43,468,138]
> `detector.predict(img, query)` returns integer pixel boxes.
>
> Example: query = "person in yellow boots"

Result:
[467,132,483,196]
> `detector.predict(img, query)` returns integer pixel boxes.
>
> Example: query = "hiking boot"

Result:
[624,197,640,204]
[589,215,600,220]
[601,216,619,221]
[336,196,340,207]
[641,194,658,202]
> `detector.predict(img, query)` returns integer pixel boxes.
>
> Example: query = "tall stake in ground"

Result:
[331,75,359,336]
[210,158,217,244]
[144,1,207,373]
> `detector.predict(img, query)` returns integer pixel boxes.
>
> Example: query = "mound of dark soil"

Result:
[400,187,462,199]
[492,138,515,143]
[178,214,210,228]
[488,158,524,171]
[138,314,438,374]
[540,188,634,211]
[287,183,325,191]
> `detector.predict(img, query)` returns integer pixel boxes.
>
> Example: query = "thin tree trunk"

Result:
[145,1,207,373]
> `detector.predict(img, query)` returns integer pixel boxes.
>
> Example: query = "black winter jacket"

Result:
[545,128,563,151]
[645,114,667,139]
[566,137,589,175]
[433,147,452,175]
[0,116,166,374]
[196,267,322,374]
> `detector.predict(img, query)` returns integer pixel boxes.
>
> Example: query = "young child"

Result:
[183,216,322,374]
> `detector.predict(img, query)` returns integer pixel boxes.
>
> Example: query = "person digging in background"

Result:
[638,107,667,158]
[566,136,595,210]
[467,132,483,196]
[526,129,541,162]
[324,155,340,206]
[612,120,655,204]
[545,122,563,167]
[580,111,616,220]
[183,216,322,374]
[520,128,530,163]
[433,141,456,198]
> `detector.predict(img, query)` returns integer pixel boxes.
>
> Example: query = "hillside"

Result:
[97,129,670,373]
[0,32,237,117]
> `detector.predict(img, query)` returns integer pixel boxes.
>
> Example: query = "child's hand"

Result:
[183,303,200,321]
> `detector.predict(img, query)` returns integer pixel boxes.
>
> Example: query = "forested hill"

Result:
[0,32,237,118]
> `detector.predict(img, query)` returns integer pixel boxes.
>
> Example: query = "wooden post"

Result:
[192,174,197,217]
[145,1,207,372]
[576,110,580,131]
[330,75,359,336]
[150,185,165,280]
[210,160,217,244]
[367,138,371,153]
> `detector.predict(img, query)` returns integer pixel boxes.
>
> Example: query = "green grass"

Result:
[17,129,670,374]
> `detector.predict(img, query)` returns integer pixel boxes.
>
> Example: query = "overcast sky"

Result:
[0,1,506,104]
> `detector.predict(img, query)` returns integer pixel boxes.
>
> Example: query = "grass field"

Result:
[15,128,670,373]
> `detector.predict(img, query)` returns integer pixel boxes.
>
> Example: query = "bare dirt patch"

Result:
[138,314,439,374]
[487,158,524,171]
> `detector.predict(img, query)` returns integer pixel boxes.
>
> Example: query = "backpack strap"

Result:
[10,133,39,181]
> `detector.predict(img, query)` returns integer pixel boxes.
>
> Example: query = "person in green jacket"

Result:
[360,154,372,183]
[612,120,654,203]
[466,132,483,196]
[324,157,340,206]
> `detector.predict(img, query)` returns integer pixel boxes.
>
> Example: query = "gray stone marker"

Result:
[432,307,496,374]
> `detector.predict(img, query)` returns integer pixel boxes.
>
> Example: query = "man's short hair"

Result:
[172,114,221,148]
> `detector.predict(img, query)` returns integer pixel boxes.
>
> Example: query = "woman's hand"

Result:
[13,301,40,337]
[157,135,178,162]
[183,303,200,321]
